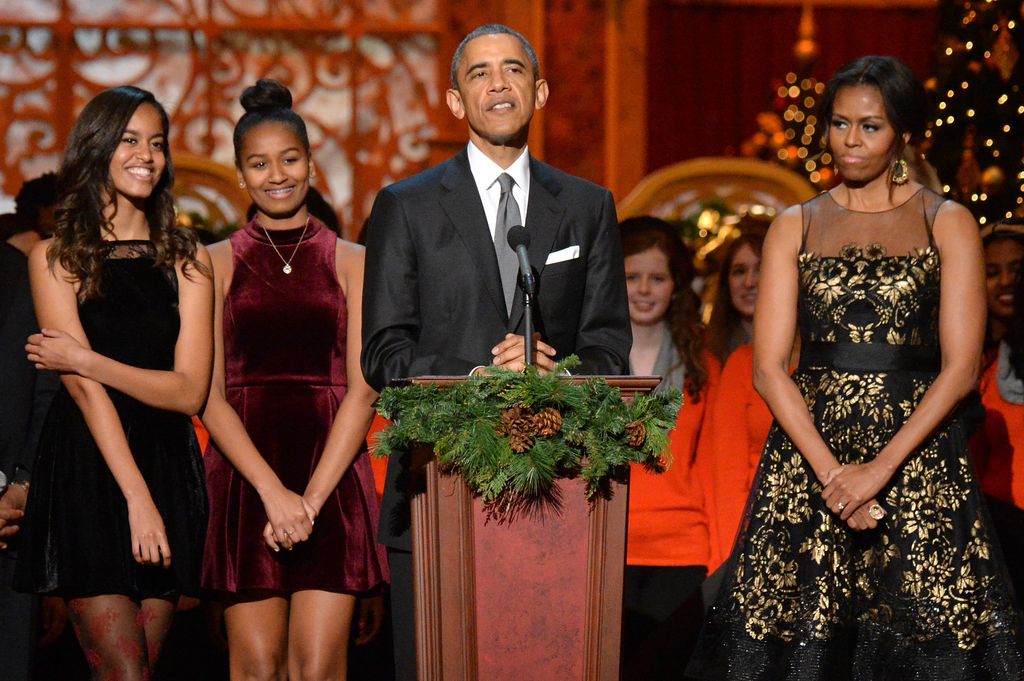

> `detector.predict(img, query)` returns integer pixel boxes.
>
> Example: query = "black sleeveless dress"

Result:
[688,189,1023,680]
[15,242,208,599]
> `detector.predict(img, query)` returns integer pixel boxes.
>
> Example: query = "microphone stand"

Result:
[507,226,536,370]
[522,274,535,368]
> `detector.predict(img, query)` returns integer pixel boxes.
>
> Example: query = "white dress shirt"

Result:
[466,141,531,239]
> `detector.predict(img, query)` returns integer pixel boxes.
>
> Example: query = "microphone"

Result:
[506,226,536,295]
[506,225,536,367]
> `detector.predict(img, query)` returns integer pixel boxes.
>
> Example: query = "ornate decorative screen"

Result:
[0,0,441,232]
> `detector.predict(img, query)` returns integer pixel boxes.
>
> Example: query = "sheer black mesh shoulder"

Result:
[800,188,944,259]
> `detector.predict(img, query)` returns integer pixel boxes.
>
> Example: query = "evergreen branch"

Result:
[372,355,681,518]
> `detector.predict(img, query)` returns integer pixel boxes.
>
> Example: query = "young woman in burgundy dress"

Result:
[201,79,387,680]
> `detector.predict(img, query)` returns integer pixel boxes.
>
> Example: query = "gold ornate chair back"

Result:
[618,157,818,220]
[173,153,250,234]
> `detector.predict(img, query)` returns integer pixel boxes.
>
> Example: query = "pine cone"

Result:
[508,429,534,453]
[499,406,537,452]
[625,421,646,448]
[533,407,563,437]
[496,406,525,437]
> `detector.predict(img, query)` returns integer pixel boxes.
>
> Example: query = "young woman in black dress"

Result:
[17,86,213,681]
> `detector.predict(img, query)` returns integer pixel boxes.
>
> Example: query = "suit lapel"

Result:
[507,157,566,330]
[439,151,507,321]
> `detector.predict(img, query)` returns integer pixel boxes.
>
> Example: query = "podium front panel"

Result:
[411,462,628,681]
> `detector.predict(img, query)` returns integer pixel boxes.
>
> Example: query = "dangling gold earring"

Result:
[891,158,909,185]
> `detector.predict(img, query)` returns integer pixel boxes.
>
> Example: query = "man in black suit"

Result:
[361,23,631,680]
[0,242,59,681]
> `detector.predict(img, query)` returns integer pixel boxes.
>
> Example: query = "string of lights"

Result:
[923,0,1024,225]
[741,72,836,190]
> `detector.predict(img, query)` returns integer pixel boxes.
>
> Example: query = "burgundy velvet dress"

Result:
[202,217,388,595]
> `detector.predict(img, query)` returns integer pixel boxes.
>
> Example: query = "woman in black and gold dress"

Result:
[688,56,1022,679]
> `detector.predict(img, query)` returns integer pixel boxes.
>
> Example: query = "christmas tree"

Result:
[740,1,837,190]
[923,0,1024,225]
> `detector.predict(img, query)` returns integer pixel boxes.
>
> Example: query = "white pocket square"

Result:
[545,245,580,265]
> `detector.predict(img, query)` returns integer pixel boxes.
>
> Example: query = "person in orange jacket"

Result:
[699,344,770,573]
[971,237,1024,607]
[618,217,719,680]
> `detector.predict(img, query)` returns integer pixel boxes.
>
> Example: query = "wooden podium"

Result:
[403,376,659,681]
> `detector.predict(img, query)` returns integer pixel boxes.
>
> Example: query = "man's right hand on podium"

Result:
[489,332,557,373]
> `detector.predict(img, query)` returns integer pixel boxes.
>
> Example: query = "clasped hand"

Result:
[822,462,890,530]
[490,333,557,373]
[26,328,89,373]
[260,485,316,553]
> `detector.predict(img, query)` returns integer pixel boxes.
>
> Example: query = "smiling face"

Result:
[828,84,908,186]
[108,103,166,207]
[985,238,1024,321]
[445,33,548,165]
[728,242,761,320]
[237,120,311,226]
[625,247,674,327]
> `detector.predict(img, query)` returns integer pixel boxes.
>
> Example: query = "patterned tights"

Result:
[67,595,175,681]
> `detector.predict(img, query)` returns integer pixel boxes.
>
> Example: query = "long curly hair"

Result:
[47,86,204,300]
[620,216,708,400]
[706,227,766,365]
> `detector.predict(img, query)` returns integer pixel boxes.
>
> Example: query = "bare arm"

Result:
[27,241,170,567]
[302,241,378,513]
[27,247,214,415]
[752,207,842,483]
[823,201,985,518]
[199,240,314,552]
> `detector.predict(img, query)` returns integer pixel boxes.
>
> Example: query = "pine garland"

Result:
[373,356,682,520]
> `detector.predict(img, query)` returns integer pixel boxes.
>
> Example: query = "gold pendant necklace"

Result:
[260,216,309,274]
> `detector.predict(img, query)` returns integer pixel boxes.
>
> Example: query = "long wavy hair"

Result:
[620,216,708,400]
[706,227,766,365]
[48,86,203,300]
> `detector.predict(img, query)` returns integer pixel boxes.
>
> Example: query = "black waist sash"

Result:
[798,341,941,373]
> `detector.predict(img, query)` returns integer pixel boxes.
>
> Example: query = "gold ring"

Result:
[837,502,846,512]
[284,529,294,536]
[868,504,885,521]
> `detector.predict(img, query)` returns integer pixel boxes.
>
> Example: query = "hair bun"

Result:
[240,79,293,113]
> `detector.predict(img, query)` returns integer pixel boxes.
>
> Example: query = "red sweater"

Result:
[970,359,1024,509]
[626,353,721,567]
[699,344,774,571]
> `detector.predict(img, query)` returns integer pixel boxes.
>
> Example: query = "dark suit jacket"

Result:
[361,149,631,549]
[0,245,56,486]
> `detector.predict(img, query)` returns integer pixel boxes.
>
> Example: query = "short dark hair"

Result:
[233,79,311,166]
[981,217,1024,247]
[14,172,58,226]
[450,24,540,90]
[818,55,927,159]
